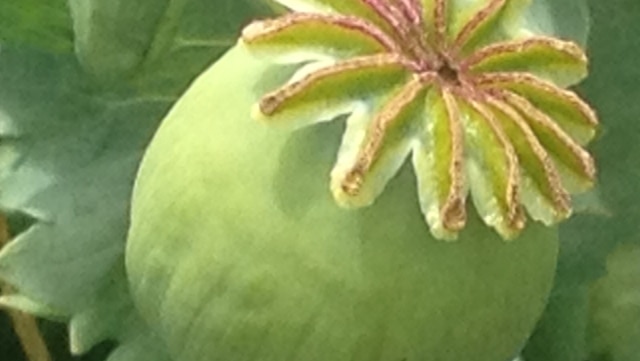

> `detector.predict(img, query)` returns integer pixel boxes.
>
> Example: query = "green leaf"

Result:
[0,1,275,361]
[0,46,170,361]
[524,0,591,47]
[68,0,274,87]
[67,0,177,80]
[0,0,73,52]
[68,263,171,361]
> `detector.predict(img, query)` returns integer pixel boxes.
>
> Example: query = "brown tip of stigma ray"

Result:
[258,54,408,117]
[341,169,364,196]
[340,75,431,196]
[440,88,467,231]
[454,0,507,50]
[502,90,596,182]
[467,99,525,232]
[487,95,572,218]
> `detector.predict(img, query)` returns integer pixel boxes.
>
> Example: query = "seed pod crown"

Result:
[241,0,598,240]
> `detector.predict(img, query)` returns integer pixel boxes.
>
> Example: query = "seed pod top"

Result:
[241,0,598,240]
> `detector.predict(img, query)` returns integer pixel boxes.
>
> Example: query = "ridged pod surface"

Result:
[126,45,558,361]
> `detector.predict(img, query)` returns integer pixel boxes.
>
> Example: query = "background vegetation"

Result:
[0,0,638,360]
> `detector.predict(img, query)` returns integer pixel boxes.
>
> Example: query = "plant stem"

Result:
[0,214,52,361]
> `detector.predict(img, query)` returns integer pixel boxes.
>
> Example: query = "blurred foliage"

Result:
[589,243,640,361]
[0,0,273,360]
[0,0,73,52]
[0,0,638,361]
[524,1,640,361]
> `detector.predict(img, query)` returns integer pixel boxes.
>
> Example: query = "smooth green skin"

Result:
[126,45,559,361]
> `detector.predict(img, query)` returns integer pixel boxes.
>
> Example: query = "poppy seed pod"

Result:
[126,0,597,360]
[126,46,557,361]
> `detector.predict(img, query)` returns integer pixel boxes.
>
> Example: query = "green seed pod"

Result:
[126,45,558,361]
[127,0,598,360]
